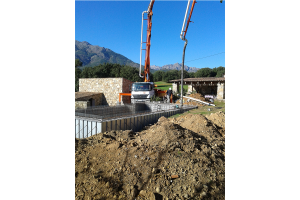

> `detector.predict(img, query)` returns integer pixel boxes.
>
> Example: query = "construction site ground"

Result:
[75,96,225,200]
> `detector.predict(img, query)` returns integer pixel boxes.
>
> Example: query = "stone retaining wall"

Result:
[75,101,89,109]
[79,78,133,106]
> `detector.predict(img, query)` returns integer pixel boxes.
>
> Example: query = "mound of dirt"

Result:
[206,111,225,137]
[189,93,206,101]
[75,113,225,200]
[175,93,211,106]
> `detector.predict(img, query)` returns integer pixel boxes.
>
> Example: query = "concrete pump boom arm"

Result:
[139,0,155,82]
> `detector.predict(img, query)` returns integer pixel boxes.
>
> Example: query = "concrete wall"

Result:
[79,78,133,106]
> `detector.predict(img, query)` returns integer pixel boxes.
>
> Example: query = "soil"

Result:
[175,93,211,107]
[75,111,225,200]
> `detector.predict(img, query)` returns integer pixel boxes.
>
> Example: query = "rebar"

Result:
[75,102,196,121]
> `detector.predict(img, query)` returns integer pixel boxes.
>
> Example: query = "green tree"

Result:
[189,72,195,78]
[162,70,179,82]
[75,68,81,92]
[81,67,95,78]
[109,64,122,77]
[177,70,189,80]
[120,66,142,82]
[94,64,110,77]
[195,67,213,77]
[75,59,82,68]
[153,70,166,82]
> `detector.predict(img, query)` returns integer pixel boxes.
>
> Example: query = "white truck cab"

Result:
[131,82,155,103]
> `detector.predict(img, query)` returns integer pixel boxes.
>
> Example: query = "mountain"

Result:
[150,63,199,72]
[75,40,140,68]
[75,40,199,73]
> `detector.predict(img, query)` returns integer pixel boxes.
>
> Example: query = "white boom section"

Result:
[183,96,215,106]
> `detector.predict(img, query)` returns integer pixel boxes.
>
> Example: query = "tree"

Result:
[153,70,166,82]
[195,68,213,77]
[163,70,179,82]
[109,64,122,77]
[177,70,189,80]
[81,67,95,78]
[189,72,195,78]
[75,59,82,68]
[94,64,110,78]
[120,66,142,82]
[75,68,81,92]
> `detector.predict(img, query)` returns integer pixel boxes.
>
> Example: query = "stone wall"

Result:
[188,85,196,93]
[79,78,133,106]
[172,83,178,93]
[75,101,89,109]
[217,83,225,100]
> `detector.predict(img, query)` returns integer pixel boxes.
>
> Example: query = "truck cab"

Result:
[131,82,155,103]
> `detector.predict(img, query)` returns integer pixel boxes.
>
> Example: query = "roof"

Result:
[169,77,225,83]
[75,92,102,101]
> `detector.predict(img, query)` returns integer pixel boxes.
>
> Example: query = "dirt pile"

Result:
[170,111,225,138]
[189,93,206,101]
[175,93,210,106]
[76,113,225,200]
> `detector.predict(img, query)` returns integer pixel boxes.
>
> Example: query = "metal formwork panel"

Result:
[106,121,111,132]
[96,122,102,134]
[127,118,131,130]
[102,121,107,132]
[83,120,88,138]
[75,119,80,138]
[91,121,96,136]
[124,118,127,130]
[87,121,92,138]
[79,120,84,138]
[116,120,121,131]
[120,119,123,130]
[75,105,197,138]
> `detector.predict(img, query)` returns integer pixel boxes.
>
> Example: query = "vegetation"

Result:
[75,59,82,68]
[75,60,145,92]
[75,58,225,92]
[152,66,225,83]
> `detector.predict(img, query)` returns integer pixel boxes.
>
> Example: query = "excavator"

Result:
[119,0,198,104]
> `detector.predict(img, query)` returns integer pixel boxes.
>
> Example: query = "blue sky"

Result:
[75,1,225,69]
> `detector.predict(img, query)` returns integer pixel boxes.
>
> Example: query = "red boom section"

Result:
[183,0,197,38]
[144,0,155,82]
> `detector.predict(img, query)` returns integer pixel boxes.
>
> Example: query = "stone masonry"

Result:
[217,83,225,100]
[79,78,133,106]
[75,92,103,109]
[172,83,178,93]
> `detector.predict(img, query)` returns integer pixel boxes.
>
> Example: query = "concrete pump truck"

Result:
[120,0,199,104]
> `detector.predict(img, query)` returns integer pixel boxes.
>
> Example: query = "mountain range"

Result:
[150,63,198,72]
[75,40,199,72]
[75,40,140,68]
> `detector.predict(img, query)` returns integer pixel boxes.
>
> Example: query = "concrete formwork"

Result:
[75,103,196,138]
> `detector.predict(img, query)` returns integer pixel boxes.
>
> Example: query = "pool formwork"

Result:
[75,102,197,138]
